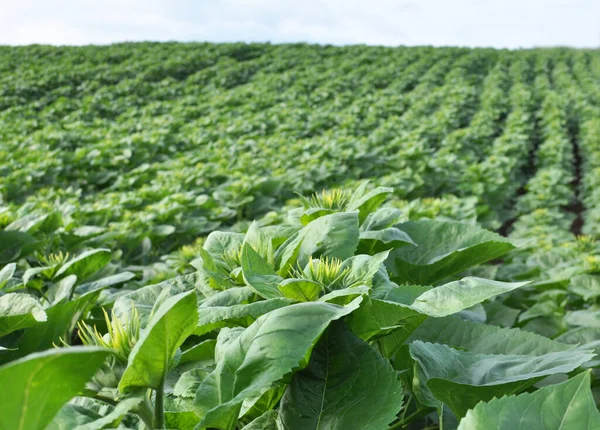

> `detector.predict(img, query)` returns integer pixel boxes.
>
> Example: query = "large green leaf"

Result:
[242,410,280,430]
[387,220,516,284]
[338,251,390,289]
[0,230,39,264]
[410,341,594,418]
[277,279,323,302]
[119,291,198,392]
[457,372,600,430]
[346,278,527,356]
[408,316,574,356]
[565,309,600,328]
[0,293,47,337]
[556,327,600,367]
[5,211,62,233]
[279,321,403,429]
[1,291,100,363]
[112,273,198,327]
[49,397,142,430]
[0,262,16,290]
[568,274,600,301]
[196,287,292,335]
[203,231,245,268]
[409,277,528,317]
[358,227,416,254]
[0,347,110,430]
[54,249,112,281]
[193,298,362,430]
[347,183,393,224]
[345,296,427,345]
[241,244,284,299]
[74,271,136,295]
[358,207,415,254]
[484,301,520,328]
[275,212,360,275]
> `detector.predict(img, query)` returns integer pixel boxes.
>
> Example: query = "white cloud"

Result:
[0,0,598,48]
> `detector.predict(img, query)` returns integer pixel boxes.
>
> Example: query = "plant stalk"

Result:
[153,378,165,429]
[388,406,435,430]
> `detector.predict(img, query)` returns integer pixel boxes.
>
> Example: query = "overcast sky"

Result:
[1,0,599,49]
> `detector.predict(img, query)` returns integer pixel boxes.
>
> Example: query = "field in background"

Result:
[2,43,600,429]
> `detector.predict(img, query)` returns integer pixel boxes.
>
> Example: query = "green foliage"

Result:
[1,43,599,429]
[0,347,110,430]
[458,372,600,429]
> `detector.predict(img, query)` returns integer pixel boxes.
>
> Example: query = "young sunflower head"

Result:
[78,307,140,364]
[304,188,351,210]
[293,256,349,291]
[575,235,597,253]
[222,244,244,270]
[40,251,70,267]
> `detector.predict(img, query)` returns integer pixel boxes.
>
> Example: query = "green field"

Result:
[1,43,600,429]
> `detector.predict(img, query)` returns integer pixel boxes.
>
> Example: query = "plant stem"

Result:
[399,395,413,423]
[153,378,165,429]
[388,406,435,430]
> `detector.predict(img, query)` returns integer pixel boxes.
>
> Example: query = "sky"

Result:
[1,0,599,49]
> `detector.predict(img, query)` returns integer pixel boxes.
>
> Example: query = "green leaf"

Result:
[112,273,197,327]
[50,274,78,305]
[556,327,600,352]
[0,293,47,337]
[361,207,404,231]
[240,385,286,423]
[409,315,574,355]
[347,184,393,224]
[46,399,103,430]
[197,289,291,336]
[410,341,595,418]
[204,231,245,268]
[300,207,336,225]
[174,368,212,398]
[0,263,16,290]
[275,212,359,275]
[1,290,100,362]
[484,301,520,327]
[278,279,323,302]
[457,372,600,430]
[409,277,529,318]
[338,251,390,289]
[346,278,527,357]
[119,291,198,392]
[165,410,200,430]
[387,220,516,284]
[74,271,135,295]
[358,206,414,254]
[193,298,362,430]
[0,230,39,264]
[569,274,600,300]
[23,265,56,286]
[54,249,112,281]
[358,227,416,253]
[566,309,600,328]
[318,285,370,305]
[345,296,426,344]
[0,347,110,430]
[242,410,280,430]
[279,321,403,430]
[180,339,216,365]
[5,211,62,234]
[50,397,143,430]
[241,244,284,299]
